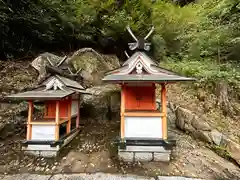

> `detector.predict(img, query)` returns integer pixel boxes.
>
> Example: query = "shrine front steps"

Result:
[118,146,171,162]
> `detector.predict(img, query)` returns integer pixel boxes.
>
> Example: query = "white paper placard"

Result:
[124,116,162,138]
[31,125,55,140]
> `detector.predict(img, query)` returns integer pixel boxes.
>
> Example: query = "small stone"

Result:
[35,167,41,171]
[210,130,223,146]
[52,166,56,170]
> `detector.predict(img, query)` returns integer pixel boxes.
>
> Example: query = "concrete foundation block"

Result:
[24,150,58,157]
[118,151,134,162]
[39,151,58,157]
[134,152,153,162]
[153,152,170,162]
[24,150,40,157]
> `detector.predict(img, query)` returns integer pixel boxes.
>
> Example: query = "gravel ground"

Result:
[1,173,202,180]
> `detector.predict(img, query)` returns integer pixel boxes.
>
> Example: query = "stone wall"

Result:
[169,102,240,166]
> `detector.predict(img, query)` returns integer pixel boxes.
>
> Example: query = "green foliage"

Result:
[162,59,240,93]
[0,0,240,97]
[152,1,199,55]
[149,0,240,98]
[0,0,152,59]
[211,145,233,163]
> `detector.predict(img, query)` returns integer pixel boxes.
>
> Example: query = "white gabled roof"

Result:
[103,51,195,83]
[123,51,158,67]
[42,75,84,90]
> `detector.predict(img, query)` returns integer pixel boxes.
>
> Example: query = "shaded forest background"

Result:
[0,0,239,108]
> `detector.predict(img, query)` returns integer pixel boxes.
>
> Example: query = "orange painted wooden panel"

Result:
[44,99,69,118]
[124,85,156,110]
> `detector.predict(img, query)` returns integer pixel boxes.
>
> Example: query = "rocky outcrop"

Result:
[170,102,240,166]
[32,48,120,87]
[81,84,121,123]
[67,48,120,87]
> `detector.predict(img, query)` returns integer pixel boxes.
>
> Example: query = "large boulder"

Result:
[31,52,62,82]
[80,84,121,123]
[31,48,120,87]
[67,48,120,87]
[221,138,240,166]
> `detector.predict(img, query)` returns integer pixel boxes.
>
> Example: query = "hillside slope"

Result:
[0,52,239,179]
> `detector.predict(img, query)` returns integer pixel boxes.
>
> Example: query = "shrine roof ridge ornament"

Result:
[127,25,154,52]
[102,25,196,83]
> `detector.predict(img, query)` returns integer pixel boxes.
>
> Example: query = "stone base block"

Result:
[24,150,58,157]
[118,151,134,162]
[118,146,171,162]
[135,152,153,161]
[153,152,170,162]
[23,145,59,157]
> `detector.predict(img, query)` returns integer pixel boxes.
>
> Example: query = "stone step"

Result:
[118,151,170,162]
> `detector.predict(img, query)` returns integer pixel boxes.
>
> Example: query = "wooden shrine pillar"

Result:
[55,101,60,141]
[120,85,125,139]
[67,97,72,134]
[76,94,80,129]
[27,101,33,140]
[161,84,167,139]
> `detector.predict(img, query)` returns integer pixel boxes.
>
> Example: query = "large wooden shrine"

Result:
[103,26,195,162]
[7,58,88,157]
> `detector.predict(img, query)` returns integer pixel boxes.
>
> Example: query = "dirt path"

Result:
[0,121,239,179]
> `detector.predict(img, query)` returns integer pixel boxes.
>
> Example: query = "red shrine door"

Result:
[125,85,155,110]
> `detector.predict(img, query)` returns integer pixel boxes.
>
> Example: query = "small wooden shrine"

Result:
[7,57,89,157]
[103,26,195,162]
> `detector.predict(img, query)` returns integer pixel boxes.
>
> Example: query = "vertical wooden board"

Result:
[125,85,156,110]
[27,101,33,140]
[120,85,125,138]
[138,85,155,110]
[45,99,69,118]
[55,101,60,141]
[67,97,71,133]
[45,101,56,118]
[124,86,136,110]
[59,99,69,117]
[161,84,167,139]
[76,94,80,128]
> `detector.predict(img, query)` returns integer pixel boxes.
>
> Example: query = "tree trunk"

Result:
[215,81,238,119]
